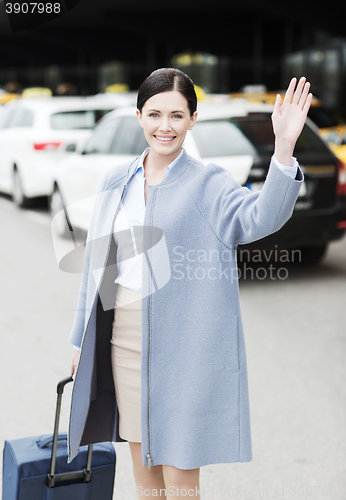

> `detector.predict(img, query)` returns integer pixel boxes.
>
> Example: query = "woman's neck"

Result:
[143,148,182,177]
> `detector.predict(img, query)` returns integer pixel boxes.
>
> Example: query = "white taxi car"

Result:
[0,93,136,206]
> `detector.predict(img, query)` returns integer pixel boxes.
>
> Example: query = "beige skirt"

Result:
[111,284,142,442]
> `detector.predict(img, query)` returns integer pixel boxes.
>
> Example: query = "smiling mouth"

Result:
[154,135,176,143]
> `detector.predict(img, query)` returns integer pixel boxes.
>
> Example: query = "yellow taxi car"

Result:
[308,104,346,165]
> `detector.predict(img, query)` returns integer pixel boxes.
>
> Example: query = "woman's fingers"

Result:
[291,77,306,105]
[282,76,312,112]
[299,81,310,106]
[296,80,311,111]
[282,77,297,105]
[272,93,282,116]
[303,91,313,114]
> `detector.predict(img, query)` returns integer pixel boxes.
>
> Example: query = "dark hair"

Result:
[137,68,197,117]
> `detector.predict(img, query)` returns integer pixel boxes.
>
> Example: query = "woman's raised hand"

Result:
[272,77,313,166]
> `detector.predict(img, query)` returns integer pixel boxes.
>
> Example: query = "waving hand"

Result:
[272,77,313,166]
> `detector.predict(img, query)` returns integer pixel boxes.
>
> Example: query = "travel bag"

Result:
[2,376,116,500]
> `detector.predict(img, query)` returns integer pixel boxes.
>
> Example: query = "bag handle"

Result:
[37,434,67,449]
[47,376,93,488]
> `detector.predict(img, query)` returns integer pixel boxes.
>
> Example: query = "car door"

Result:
[0,107,21,193]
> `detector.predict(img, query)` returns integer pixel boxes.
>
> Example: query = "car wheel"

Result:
[296,244,328,265]
[12,169,29,207]
[49,186,71,238]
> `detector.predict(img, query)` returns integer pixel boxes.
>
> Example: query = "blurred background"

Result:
[0,2,346,499]
[0,0,345,113]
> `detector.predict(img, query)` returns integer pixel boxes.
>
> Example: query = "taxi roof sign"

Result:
[105,84,129,93]
[22,87,52,98]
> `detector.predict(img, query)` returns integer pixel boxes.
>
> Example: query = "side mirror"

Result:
[65,143,77,152]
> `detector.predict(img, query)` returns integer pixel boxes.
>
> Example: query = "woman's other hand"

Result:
[71,349,80,377]
[272,76,313,166]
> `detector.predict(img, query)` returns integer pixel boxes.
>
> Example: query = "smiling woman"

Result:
[135,69,198,198]
[68,68,312,500]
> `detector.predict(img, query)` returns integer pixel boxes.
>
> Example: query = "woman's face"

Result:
[136,90,197,161]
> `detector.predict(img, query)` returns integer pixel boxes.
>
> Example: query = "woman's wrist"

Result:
[273,138,295,167]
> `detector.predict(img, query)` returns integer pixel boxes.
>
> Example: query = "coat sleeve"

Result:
[202,156,304,248]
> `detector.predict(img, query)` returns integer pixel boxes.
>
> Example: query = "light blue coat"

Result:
[67,149,303,469]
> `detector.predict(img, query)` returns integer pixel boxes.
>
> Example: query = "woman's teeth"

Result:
[155,136,174,142]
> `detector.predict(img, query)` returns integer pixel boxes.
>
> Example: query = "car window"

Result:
[110,117,148,155]
[83,117,121,154]
[50,109,111,130]
[234,114,327,154]
[307,107,340,128]
[192,120,256,157]
[132,127,149,155]
[193,113,327,157]
[13,108,34,127]
[0,110,7,129]
[2,108,20,129]
[293,124,328,152]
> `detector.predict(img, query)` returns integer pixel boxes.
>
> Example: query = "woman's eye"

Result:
[173,114,183,119]
[149,113,158,118]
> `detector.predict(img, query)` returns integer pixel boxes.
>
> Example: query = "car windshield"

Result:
[192,113,327,157]
[307,107,340,128]
[50,109,111,130]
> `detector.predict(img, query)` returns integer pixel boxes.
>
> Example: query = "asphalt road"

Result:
[0,194,345,500]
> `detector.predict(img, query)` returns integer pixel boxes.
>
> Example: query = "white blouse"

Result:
[112,147,184,294]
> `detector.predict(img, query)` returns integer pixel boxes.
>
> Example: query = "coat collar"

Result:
[125,148,190,187]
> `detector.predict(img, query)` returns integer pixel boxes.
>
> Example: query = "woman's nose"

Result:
[159,118,172,132]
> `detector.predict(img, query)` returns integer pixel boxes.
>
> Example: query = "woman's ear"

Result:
[136,109,143,128]
[188,111,198,130]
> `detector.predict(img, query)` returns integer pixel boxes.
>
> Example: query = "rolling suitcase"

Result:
[2,376,116,500]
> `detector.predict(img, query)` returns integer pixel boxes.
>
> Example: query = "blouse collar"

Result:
[133,147,185,178]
